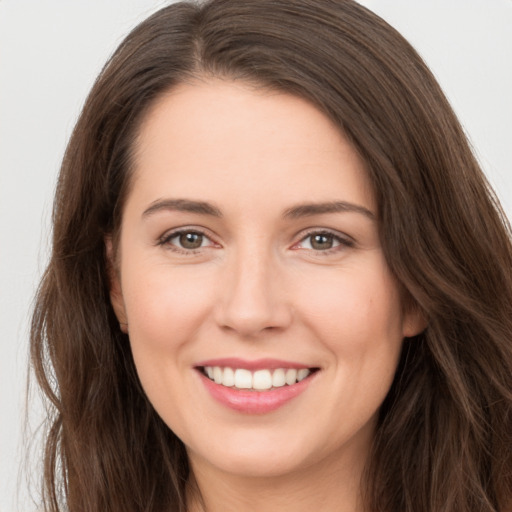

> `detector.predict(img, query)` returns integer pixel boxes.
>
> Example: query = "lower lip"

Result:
[198,371,316,414]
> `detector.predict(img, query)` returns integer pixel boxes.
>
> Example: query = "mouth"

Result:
[198,365,319,391]
[194,358,320,413]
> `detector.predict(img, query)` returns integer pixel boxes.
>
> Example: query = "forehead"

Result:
[129,79,375,214]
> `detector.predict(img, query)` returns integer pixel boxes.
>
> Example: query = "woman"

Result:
[31,0,512,511]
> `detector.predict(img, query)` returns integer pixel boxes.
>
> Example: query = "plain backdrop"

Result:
[1,1,511,510]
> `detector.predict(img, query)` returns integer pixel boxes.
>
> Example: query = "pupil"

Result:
[180,232,202,249]
[311,234,333,250]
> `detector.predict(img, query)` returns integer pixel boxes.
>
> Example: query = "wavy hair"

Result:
[31,1,512,510]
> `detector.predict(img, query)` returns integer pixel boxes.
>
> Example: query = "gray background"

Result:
[1,1,511,510]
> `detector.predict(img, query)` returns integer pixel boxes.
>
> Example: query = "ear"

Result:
[105,236,129,334]
[402,304,428,339]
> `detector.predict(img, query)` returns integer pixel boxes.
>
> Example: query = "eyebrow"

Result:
[142,198,375,221]
[283,201,375,220]
[142,198,223,218]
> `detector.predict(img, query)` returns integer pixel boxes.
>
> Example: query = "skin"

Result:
[108,80,425,512]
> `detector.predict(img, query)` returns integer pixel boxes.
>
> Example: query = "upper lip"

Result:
[195,357,315,371]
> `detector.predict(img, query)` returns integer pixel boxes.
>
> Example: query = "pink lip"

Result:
[195,357,312,371]
[196,365,317,415]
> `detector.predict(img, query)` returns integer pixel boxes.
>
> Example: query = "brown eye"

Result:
[294,231,352,253]
[310,233,335,250]
[178,232,204,249]
[159,229,217,253]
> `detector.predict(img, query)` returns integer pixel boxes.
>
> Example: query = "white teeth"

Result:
[202,366,313,390]
[253,370,272,390]
[272,368,286,388]
[285,368,298,385]
[213,366,223,384]
[297,369,310,382]
[234,369,253,389]
[223,367,235,387]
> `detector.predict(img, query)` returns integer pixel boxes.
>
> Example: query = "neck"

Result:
[186,447,368,512]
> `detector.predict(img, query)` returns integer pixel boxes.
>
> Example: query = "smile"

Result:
[202,366,314,390]
[195,359,319,414]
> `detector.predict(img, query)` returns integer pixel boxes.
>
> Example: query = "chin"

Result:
[186,426,337,481]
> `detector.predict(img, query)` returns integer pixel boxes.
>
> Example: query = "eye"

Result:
[159,229,215,251]
[304,233,338,250]
[295,231,354,252]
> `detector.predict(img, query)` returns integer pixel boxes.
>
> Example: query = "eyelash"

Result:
[293,229,355,255]
[157,228,215,255]
[157,228,354,255]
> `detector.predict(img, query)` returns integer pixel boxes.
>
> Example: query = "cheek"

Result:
[118,263,220,424]
[120,262,216,363]
[293,259,405,352]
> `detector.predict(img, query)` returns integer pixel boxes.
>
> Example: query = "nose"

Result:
[214,247,293,338]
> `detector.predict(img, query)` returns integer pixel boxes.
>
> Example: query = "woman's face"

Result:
[109,80,423,480]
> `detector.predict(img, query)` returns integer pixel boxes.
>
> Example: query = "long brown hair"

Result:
[31,1,512,510]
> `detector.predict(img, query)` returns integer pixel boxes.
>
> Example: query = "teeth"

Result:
[234,369,252,389]
[285,369,298,385]
[272,368,286,388]
[223,367,235,387]
[297,369,310,382]
[213,366,223,384]
[253,370,272,390]
[202,366,313,390]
